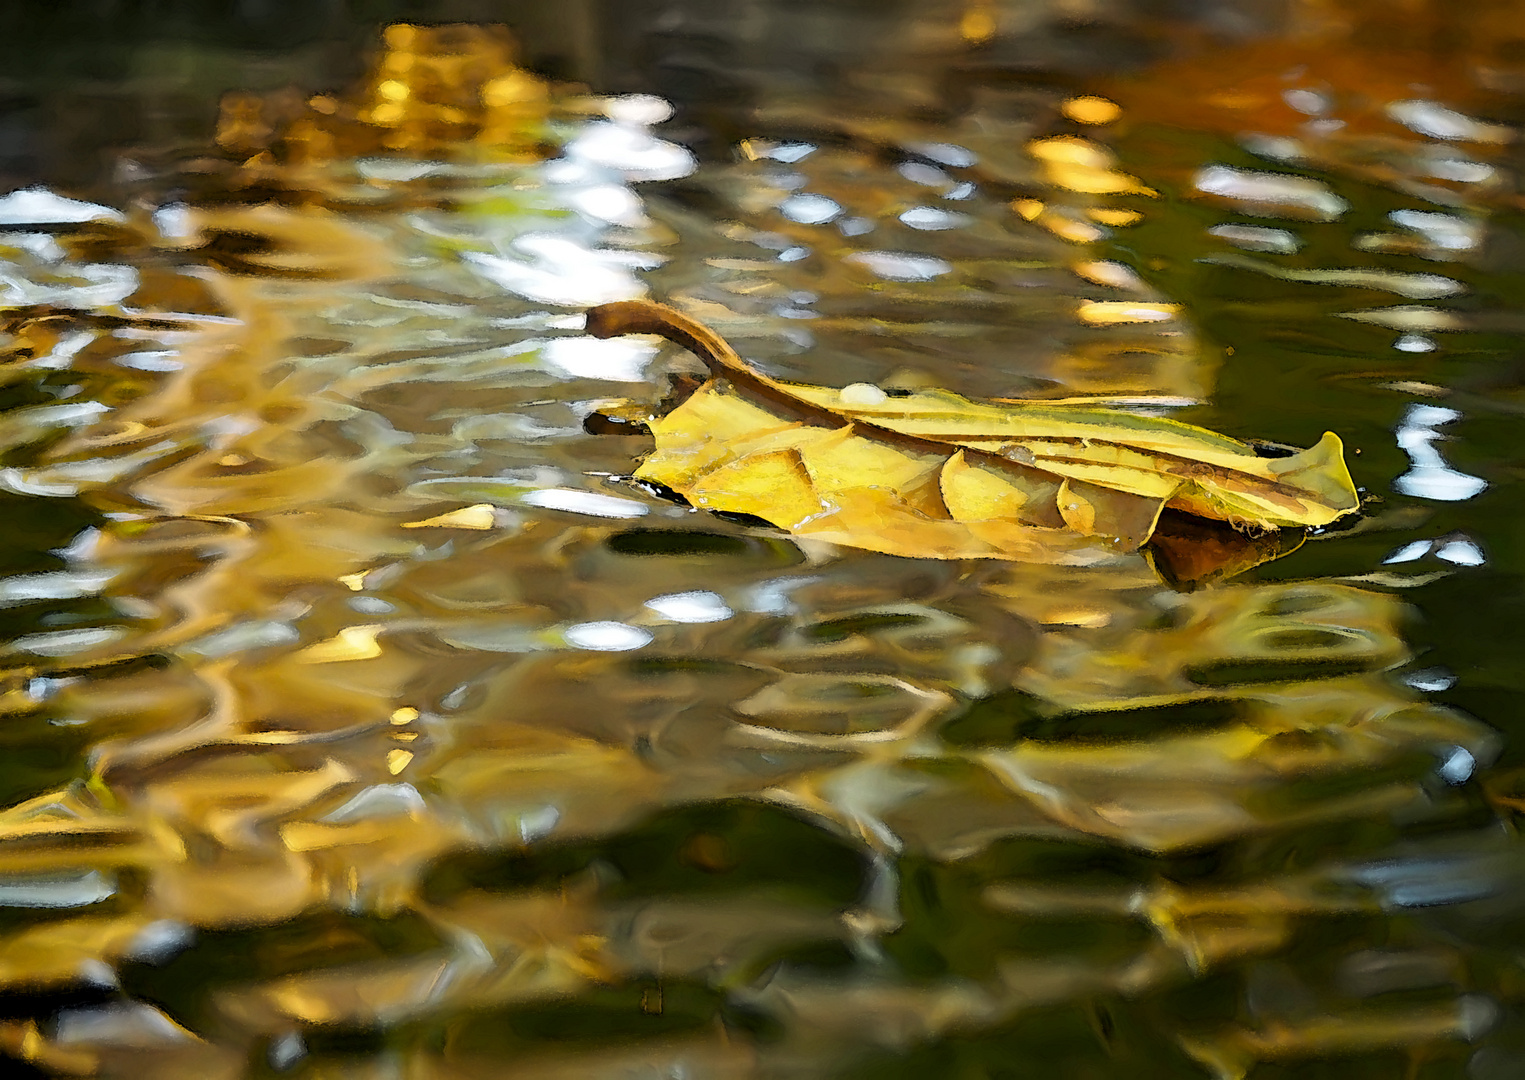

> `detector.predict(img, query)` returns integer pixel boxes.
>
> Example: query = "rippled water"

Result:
[0,6,1523,1078]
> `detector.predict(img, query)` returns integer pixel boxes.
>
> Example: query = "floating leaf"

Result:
[585,301,1359,566]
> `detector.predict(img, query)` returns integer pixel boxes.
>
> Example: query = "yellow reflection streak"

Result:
[296,626,385,664]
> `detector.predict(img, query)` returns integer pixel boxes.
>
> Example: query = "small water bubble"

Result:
[840,383,888,405]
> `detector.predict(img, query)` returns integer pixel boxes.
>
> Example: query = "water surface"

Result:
[0,5,1522,1078]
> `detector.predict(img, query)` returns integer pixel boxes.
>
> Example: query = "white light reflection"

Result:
[462,237,658,307]
[1282,88,1329,115]
[1435,538,1485,565]
[150,203,194,239]
[645,591,733,623]
[356,159,439,182]
[563,621,652,651]
[1340,306,1461,332]
[1239,133,1306,164]
[124,920,195,964]
[1438,747,1476,785]
[844,251,953,281]
[1382,540,1432,564]
[1405,667,1458,692]
[0,187,124,225]
[604,95,671,125]
[1193,165,1349,220]
[910,142,977,167]
[773,143,817,162]
[1392,405,1487,502]
[743,575,820,615]
[1347,857,1497,908]
[1394,333,1435,353]
[269,1033,307,1072]
[1381,535,1485,567]
[900,206,970,231]
[0,871,114,908]
[520,488,648,518]
[116,350,182,371]
[1423,153,1495,184]
[322,783,425,823]
[540,336,657,382]
[0,569,115,605]
[55,1004,193,1047]
[779,194,841,225]
[1386,100,1512,143]
[1389,209,1481,252]
[566,96,696,182]
[897,162,950,188]
[0,261,137,309]
[1208,223,1302,254]
[184,620,300,658]
[517,805,560,842]
[9,627,126,657]
[565,184,647,227]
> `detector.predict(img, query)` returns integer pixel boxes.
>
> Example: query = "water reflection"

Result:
[0,6,1517,1079]
[1193,165,1349,220]
[1393,404,1488,502]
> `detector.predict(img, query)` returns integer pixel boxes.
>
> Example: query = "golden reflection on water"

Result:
[0,11,1517,1078]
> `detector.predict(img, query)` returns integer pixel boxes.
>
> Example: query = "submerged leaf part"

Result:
[585,300,1358,563]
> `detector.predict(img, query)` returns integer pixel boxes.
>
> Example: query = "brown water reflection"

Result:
[0,10,1520,1079]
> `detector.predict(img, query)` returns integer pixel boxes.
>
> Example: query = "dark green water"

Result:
[0,3,1522,1078]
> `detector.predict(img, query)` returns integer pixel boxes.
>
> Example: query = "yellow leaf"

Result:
[586,301,1360,571]
[939,449,1036,522]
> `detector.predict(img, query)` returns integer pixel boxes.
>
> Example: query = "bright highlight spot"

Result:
[520,488,648,518]
[844,251,953,281]
[297,625,384,664]
[645,591,733,623]
[1061,96,1121,124]
[1077,301,1179,325]
[564,621,653,651]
